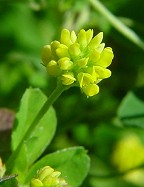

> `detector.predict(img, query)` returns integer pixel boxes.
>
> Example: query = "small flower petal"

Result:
[69,43,81,57]
[86,29,93,44]
[96,43,105,53]
[77,29,87,48]
[58,57,73,70]
[61,72,76,85]
[51,41,60,50]
[47,60,60,76]
[94,66,111,79]
[42,45,52,66]
[71,30,77,43]
[30,179,43,187]
[77,57,89,68]
[51,171,61,178]
[88,32,103,49]
[61,29,72,47]
[42,176,58,186]
[38,166,54,181]
[56,44,70,58]
[82,84,99,96]
[51,41,60,60]
[95,47,114,68]
[89,49,100,63]
[77,73,94,88]
[86,67,98,82]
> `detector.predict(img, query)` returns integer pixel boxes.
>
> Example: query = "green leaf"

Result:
[117,87,144,127]
[25,147,90,187]
[11,88,57,166]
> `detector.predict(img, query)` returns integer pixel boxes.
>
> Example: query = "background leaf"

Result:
[89,0,144,50]
[25,147,90,187]
[117,87,144,127]
[11,88,57,167]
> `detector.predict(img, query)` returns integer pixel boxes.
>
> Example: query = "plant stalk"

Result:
[6,82,70,172]
[89,0,144,50]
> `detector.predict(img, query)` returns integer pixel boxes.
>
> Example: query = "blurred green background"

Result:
[1,0,144,186]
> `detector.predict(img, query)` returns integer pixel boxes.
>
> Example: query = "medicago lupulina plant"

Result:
[1,29,114,187]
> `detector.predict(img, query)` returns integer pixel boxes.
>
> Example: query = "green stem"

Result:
[89,0,144,50]
[6,82,70,172]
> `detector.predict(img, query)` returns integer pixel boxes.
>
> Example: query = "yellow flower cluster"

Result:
[30,166,69,187]
[112,134,144,172]
[112,134,144,186]
[42,29,114,96]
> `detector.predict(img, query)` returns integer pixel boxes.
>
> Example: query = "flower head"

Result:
[42,29,114,96]
[30,166,69,187]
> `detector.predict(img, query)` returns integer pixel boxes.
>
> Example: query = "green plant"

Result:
[1,1,144,186]
[0,28,113,187]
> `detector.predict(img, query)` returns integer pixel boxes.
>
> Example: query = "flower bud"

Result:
[77,73,94,88]
[51,171,61,178]
[96,43,105,53]
[88,32,103,49]
[51,41,60,50]
[82,84,99,97]
[86,29,93,44]
[70,31,77,43]
[94,66,111,79]
[68,43,81,57]
[51,41,60,60]
[77,29,87,48]
[30,166,69,187]
[96,47,114,68]
[42,45,52,66]
[56,44,70,58]
[58,57,73,70]
[38,166,54,181]
[30,179,43,187]
[47,60,60,76]
[61,29,72,47]
[42,176,59,186]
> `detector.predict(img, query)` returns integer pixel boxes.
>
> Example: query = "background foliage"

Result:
[1,0,144,186]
